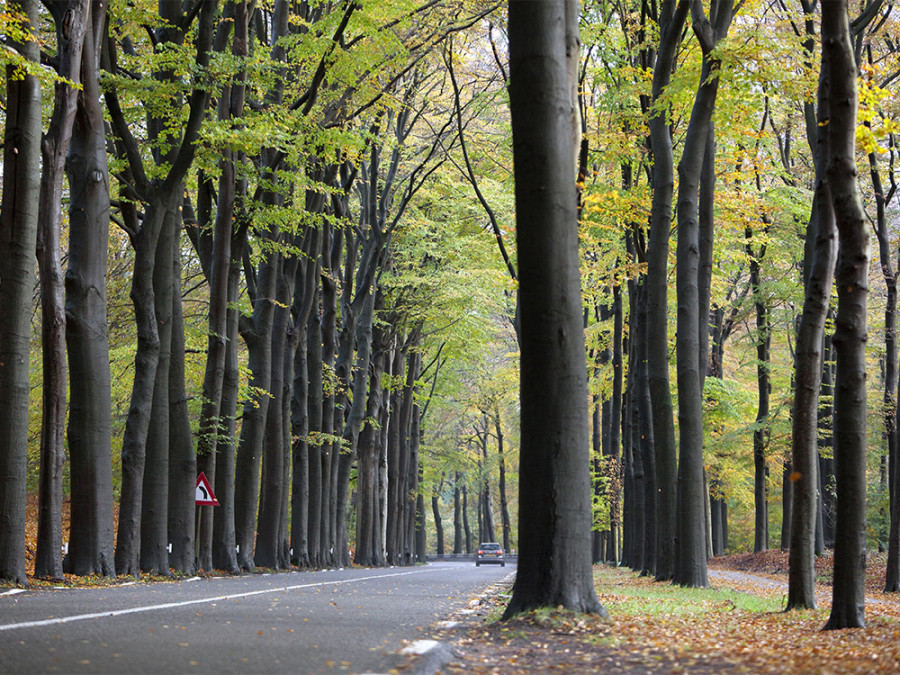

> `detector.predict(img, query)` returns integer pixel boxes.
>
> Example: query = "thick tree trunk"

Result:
[234,245,278,570]
[823,0,870,630]
[646,0,689,583]
[637,284,656,577]
[355,328,387,567]
[673,2,733,588]
[290,220,323,569]
[65,3,115,578]
[256,254,291,570]
[140,202,178,576]
[211,264,241,574]
[503,0,603,618]
[35,0,89,580]
[167,232,196,574]
[0,0,41,585]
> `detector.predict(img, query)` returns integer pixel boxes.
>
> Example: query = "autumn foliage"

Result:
[432,556,900,674]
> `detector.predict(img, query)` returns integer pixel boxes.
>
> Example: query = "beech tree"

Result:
[674,0,735,589]
[34,0,89,580]
[0,0,41,586]
[646,0,689,582]
[64,0,116,577]
[822,0,872,631]
[502,0,604,618]
[788,0,836,612]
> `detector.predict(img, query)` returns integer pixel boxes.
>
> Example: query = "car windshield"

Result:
[480,544,501,551]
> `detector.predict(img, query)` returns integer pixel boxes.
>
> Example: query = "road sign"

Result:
[195,472,219,506]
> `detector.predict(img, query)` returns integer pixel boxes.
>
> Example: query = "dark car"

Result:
[475,542,505,567]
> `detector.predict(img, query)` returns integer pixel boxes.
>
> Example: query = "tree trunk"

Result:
[673,1,733,588]
[140,201,178,576]
[747,224,770,553]
[356,328,387,566]
[496,415,512,553]
[503,0,604,618]
[0,0,41,585]
[637,283,656,577]
[234,245,278,570]
[256,253,291,570]
[65,2,115,578]
[210,263,241,574]
[646,0,689,583]
[607,282,624,565]
[306,308,324,569]
[167,229,196,574]
[35,0,89,580]
[453,474,463,554]
[463,484,472,554]
[432,492,445,556]
[875,127,900,591]
[823,0,870,630]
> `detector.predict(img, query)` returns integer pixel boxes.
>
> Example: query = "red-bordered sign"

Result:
[195,472,219,506]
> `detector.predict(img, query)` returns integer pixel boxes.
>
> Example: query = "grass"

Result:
[596,566,781,616]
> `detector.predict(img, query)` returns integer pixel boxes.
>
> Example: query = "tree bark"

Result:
[35,0,89,580]
[65,1,115,578]
[503,0,604,618]
[673,0,734,589]
[646,0,689,582]
[0,0,41,585]
[167,228,196,574]
[823,0,870,630]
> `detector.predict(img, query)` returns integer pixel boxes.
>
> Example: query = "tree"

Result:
[788,0,836,612]
[64,0,116,577]
[0,0,41,586]
[674,0,735,588]
[35,0,90,580]
[822,0,872,631]
[646,0,689,583]
[502,0,604,618]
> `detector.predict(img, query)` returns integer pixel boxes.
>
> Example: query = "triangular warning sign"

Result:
[195,472,219,506]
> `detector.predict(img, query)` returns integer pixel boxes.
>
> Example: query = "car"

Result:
[475,542,505,567]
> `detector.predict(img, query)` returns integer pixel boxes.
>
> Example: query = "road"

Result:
[0,561,514,675]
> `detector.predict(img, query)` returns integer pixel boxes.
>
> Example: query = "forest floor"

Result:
[418,550,900,674]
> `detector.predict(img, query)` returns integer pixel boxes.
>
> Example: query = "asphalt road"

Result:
[0,561,514,675]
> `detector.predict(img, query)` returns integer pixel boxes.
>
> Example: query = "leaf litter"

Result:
[422,552,900,674]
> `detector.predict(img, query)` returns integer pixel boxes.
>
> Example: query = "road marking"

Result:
[400,639,441,655]
[0,568,440,633]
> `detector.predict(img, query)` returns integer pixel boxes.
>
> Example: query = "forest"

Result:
[0,0,898,629]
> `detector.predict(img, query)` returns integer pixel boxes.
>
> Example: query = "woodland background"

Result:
[0,0,898,590]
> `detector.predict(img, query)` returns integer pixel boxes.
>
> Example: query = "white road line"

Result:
[0,589,27,597]
[0,568,438,633]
